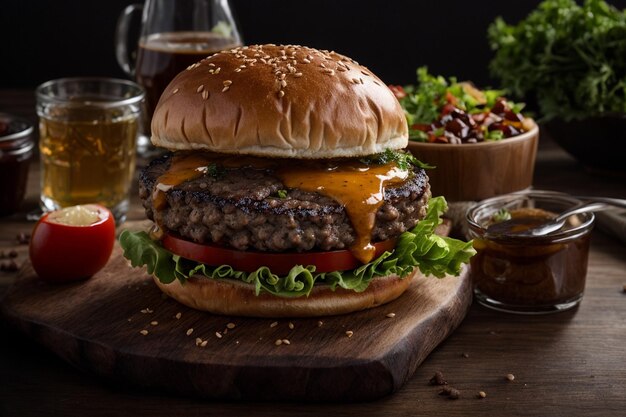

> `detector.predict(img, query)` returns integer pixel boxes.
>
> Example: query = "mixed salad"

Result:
[391,67,533,144]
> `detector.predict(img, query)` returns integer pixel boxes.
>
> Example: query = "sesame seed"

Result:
[302,58,311,64]
[478,391,487,399]
[278,90,285,98]
[215,67,221,74]
[200,340,208,347]
[324,69,335,75]
[346,330,354,338]
[386,313,396,318]
[373,81,381,86]
[223,80,232,86]
[361,70,370,76]
[208,63,215,67]
[226,323,236,329]
[279,73,286,80]
[294,72,303,77]
[175,312,182,319]
[275,339,283,346]
[280,80,287,88]
[336,67,346,72]
[172,88,179,94]
[150,321,158,326]
[139,330,148,336]
[359,77,364,84]
[352,78,360,84]
[196,85,204,93]
[222,86,230,92]
[234,68,241,72]
[270,321,278,328]
[240,64,246,68]
[282,339,291,345]
[320,63,326,68]
[202,90,209,100]
[186,328,194,336]
[506,373,515,381]
[195,337,202,346]
[317,320,324,327]
[288,322,294,330]
[215,332,223,339]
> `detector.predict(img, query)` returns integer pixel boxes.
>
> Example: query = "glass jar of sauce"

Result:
[0,113,35,216]
[466,190,595,314]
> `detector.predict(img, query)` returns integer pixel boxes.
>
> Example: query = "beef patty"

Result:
[139,153,431,253]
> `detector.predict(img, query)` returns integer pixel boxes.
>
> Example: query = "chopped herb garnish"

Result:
[361,149,433,170]
[491,208,512,223]
[277,189,288,199]
[207,163,225,179]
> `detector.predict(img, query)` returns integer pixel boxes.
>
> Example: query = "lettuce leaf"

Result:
[118,196,476,298]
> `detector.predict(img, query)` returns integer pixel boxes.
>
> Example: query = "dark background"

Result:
[2,0,626,90]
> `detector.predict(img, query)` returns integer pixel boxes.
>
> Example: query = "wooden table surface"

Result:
[1,89,625,417]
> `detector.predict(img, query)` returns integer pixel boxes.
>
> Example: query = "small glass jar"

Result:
[0,113,35,216]
[466,190,595,314]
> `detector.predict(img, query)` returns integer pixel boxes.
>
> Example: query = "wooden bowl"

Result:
[406,120,539,202]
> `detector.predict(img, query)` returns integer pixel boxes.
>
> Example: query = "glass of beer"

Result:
[36,78,145,224]
[115,0,243,123]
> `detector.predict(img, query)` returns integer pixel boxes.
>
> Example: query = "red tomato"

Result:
[162,233,397,275]
[29,204,116,282]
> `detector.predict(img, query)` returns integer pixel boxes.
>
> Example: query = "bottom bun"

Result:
[153,270,419,318]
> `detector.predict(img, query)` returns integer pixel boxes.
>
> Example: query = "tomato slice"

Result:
[162,234,397,275]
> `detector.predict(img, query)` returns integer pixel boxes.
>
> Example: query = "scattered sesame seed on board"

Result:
[226,322,236,329]
[200,340,208,347]
[186,328,194,336]
[275,339,283,346]
[346,330,354,338]
[506,373,515,381]
[282,339,291,345]
[288,322,294,330]
[317,320,324,327]
[270,321,278,328]
[175,312,182,319]
[195,337,202,346]
[150,321,158,326]
[215,332,223,339]
[478,391,487,399]
[139,330,148,336]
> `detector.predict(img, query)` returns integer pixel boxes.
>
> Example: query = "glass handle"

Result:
[115,3,143,77]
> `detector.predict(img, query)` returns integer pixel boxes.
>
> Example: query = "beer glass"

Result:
[115,0,243,121]
[36,77,145,224]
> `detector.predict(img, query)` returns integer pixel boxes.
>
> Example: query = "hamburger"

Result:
[119,44,475,317]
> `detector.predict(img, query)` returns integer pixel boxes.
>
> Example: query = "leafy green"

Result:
[277,189,288,199]
[118,197,476,298]
[397,67,524,141]
[488,0,626,121]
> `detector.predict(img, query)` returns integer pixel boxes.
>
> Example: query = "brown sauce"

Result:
[153,152,408,263]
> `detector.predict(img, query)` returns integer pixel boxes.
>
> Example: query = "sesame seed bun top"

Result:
[150,44,408,158]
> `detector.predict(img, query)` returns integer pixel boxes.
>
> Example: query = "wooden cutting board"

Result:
[0,242,471,402]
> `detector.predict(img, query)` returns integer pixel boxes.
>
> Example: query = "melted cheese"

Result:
[153,153,408,264]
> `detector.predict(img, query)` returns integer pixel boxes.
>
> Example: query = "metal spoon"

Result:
[485,200,609,239]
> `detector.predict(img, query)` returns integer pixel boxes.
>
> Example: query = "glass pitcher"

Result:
[115,0,243,121]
